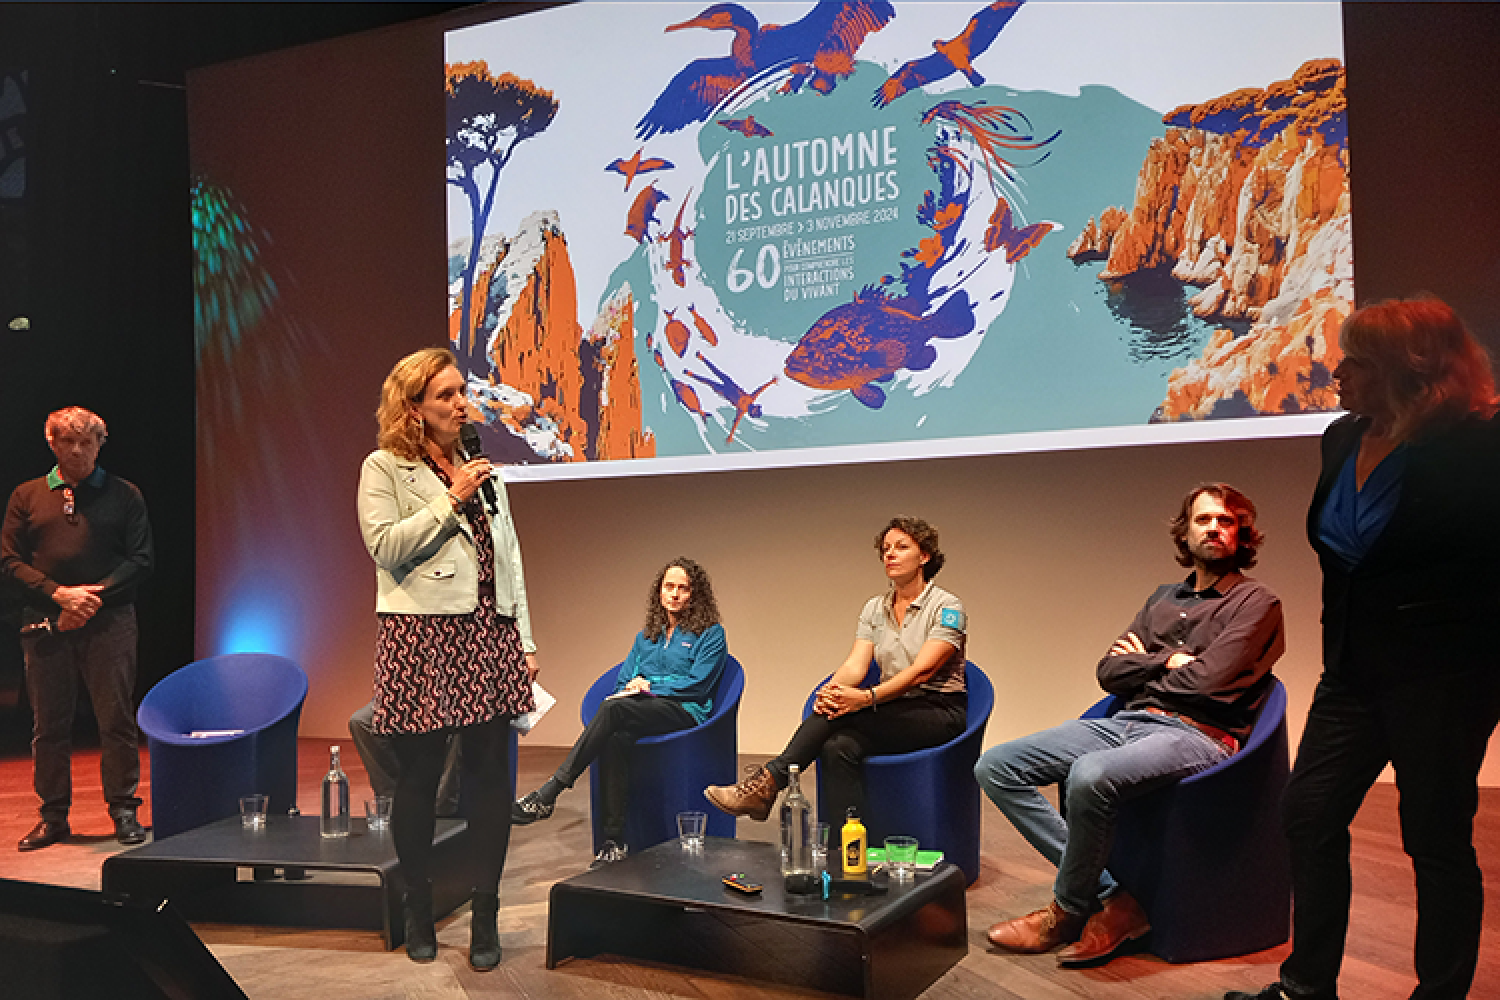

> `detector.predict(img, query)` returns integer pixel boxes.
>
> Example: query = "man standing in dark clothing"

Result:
[975,483,1285,967]
[1,406,153,850]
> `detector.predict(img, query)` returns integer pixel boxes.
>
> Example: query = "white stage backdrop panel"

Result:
[444,2,1348,480]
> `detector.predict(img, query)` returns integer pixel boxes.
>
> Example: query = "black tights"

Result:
[769,692,964,822]
[391,715,513,893]
[552,695,693,842]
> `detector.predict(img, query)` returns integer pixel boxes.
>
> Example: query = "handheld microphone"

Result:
[458,423,499,514]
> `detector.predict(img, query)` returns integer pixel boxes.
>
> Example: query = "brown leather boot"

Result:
[1057,890,1150,966]
[986,900,1087,953]
[704,765,780,821]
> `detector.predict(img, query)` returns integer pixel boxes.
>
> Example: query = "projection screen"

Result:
[444,1,1349,481]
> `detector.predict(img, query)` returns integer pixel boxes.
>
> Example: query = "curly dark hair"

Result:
[1169,483,1263,571]
[643,557,721,641]
[874,516,945,581]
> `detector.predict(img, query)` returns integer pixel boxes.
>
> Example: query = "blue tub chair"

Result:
[137,653,307,840]
[801,661,993,885]
[579,655,744,854]
[1078,677,1292,962]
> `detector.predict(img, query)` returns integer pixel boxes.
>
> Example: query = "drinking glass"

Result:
[239,794,269,830]
[885,835,919,881]
[365,795,393,832]
[676,810,707,850]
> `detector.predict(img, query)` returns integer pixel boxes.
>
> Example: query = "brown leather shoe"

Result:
[986,900,1087,953]
[704,765,780,821]
[18,819,70,852]
[1057,890,1151,966]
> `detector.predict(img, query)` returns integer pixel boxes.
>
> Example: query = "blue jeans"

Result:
[974,711,1228,915]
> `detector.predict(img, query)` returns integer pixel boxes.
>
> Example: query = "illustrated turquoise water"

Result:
[608,78,1236,459]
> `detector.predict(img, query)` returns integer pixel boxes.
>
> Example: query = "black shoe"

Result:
[18,819,70,852]
[403,880,437,962]
[469,890,501,970]
[590,840,628,869]
[1226,984,1338,1000]
[113,811,148,846]
[511,790,554,825]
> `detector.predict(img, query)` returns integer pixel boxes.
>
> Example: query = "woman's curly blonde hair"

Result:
[376,347,456,460]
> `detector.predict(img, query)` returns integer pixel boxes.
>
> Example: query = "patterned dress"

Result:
[371,457,533,735]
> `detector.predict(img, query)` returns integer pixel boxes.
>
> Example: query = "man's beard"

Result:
[1196,551,1236,576]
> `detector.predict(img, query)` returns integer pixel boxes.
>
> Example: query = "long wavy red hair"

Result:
[1340,297,1497,441]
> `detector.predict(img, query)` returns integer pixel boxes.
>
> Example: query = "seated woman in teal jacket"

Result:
[512,557,726,867]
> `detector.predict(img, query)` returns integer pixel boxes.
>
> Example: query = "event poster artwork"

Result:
[445,1,1349,475]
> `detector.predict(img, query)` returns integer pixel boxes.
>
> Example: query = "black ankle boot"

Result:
[468,890,501,970]
[404,880,437,962]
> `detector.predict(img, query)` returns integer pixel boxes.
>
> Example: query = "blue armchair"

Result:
[580,655,744,853]
[137,653,307,840]
[1079,677,1292,962]
[800,661,993,884]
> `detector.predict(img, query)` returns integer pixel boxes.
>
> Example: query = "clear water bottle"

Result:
[780,765,815,893]
[321,744,350,838]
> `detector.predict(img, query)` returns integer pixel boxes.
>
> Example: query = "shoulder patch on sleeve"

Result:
[940,607,965,630]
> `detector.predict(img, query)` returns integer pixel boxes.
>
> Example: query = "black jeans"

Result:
[771,691,965,822]
[1280,670,1500,1000]
[21,605,141,822]
[349,701,461,816]
[554,695,694,843]
[391,715,513,894]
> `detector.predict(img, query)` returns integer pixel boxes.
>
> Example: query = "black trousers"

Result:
[391,715,513,894]
[770,692,965,823]
[21,605,141,822]
[1280,669,1500,1000]
[348,701,461,816]
[554,695,694,843]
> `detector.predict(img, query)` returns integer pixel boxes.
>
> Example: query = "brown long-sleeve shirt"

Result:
[1096,574,1284,741]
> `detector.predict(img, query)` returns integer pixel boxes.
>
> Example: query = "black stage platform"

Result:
[101,816,470,949]
[547,837,967,1000]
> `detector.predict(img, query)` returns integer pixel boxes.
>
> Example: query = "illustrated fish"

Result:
[661,189,695,287]
[784,289,975,408]
[670,379,712,422]
[985,196,1056,263]
[663,308,692,357]
[605,148,675,190]
[718,114,773,138]
[625,185,670,243]
[687,304,720,346]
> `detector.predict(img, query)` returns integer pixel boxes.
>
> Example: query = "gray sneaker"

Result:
[590,840,628,868]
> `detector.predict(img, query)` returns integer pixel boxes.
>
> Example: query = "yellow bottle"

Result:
[840,807,867,876]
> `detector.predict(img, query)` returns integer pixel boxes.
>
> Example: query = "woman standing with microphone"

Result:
[359,347,537,969]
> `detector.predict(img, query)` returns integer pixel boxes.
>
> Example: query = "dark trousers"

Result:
[771,692,965,822]
[391,715,513,894]
[1280,670,1500,1000]
[554,695,694,843]
[348,701,461,816]
[21,605,141,822]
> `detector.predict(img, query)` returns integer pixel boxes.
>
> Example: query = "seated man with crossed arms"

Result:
[975,483,1284,967]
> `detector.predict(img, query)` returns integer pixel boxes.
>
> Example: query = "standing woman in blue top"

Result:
[511,557,726,867]
[1228,298,1500,1000]
[359,347,537,970]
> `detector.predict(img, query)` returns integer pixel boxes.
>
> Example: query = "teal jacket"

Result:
[615,623,728,724]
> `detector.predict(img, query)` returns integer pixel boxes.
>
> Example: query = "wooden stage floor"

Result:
[1,739,1496,1000]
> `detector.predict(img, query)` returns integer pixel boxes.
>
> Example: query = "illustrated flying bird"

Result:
[717,115,773,138]
[637,1,896,140]
[605,148,675,190]
[874,1,1024,108]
